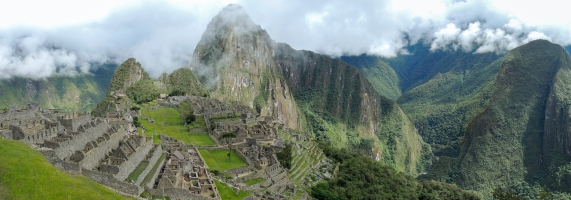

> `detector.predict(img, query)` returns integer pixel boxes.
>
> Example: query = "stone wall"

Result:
[0,108,38,122]
[53,121,107,159]
[0,130,11,139]
[58,114,92,132]
[36,147,81,175]
[81,127,127,170]
[115,139,154,181]
[148,188,214,200]
[145,154,165,189]
[135,145,162,185]
[16,124,62,145]
[82,169,143,196]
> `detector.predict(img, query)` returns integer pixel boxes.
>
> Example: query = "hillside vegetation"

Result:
[311,143,480,200]
[0,138,130,200]
[427,40,571,198]
[341,55,401,100]
[342,45,504,156]
[0,64,116,113]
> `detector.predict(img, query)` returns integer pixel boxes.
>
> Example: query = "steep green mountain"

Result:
[159,68,209,97]
[340,55,401,100]
[0,64,116,113]
[429,40,571,198]
[342,46,504,156]
[191,4,431,175]
[92,58,208,117]
[92,58,158,117]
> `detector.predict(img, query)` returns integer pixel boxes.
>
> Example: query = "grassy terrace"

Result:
[125,161,149,183]
[0,138,130,199]
[140,104,215,146]
[215,179,250,200]
[142,154,165,185]
[198,149,248,171]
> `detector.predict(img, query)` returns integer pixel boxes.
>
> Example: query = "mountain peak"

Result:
[205,4,261,36]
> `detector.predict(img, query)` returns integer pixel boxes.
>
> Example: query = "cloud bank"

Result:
[0,0,569,79]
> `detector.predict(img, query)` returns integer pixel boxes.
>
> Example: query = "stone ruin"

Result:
[0,104,161,197]
[148,135,220,199]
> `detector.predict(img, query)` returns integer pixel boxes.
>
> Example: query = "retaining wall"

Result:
[115,139,154,181]
[82,169,143,196]
[54,122,107,159]
[135,145,162,185]
[148,188,215,200]
[81,127,127,170]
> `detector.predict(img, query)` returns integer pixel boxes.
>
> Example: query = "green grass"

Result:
[186,135,217,146]
[142,154,165,185]
[140,107,216,145]
[244,178,265,186]
[0,138,130,199]
[214,180,250,200]
[198,149,248,171]
[126,161,149,183]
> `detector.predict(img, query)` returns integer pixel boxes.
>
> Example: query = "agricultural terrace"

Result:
[198,149,248,172]
[139,100,216,146]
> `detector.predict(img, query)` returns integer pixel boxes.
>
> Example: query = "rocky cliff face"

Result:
[432,40,571,196]
[190,4,301,130]
[191,4,431,175]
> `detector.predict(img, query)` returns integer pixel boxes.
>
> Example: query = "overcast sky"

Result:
[0,0,569,79]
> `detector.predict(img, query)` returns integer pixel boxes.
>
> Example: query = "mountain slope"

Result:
[0,64,116,113]
[92,58,208,117]
[341,55,401,100]
[92,58,159,117]
[431,40,571,197]
[342,46,504,156]
[191,4,431,175]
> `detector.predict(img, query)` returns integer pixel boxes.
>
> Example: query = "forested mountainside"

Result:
[0,64,116,113]
[190,4,431,175]
[423,40,571,198]
[342,45,504,156]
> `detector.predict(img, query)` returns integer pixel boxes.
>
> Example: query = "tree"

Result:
[185,113,196,124]
[492,188,524,200]
[276,143,293,169]
[219,132,236,161]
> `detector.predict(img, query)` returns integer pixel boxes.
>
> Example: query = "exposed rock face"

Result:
[190,4,301,130]
[435,40,571,196]
[191,4,430,175]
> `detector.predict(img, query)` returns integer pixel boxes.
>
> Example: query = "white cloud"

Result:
[0,0,570,79]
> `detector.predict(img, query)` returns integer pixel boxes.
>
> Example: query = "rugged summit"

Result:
[191,4,431,174]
